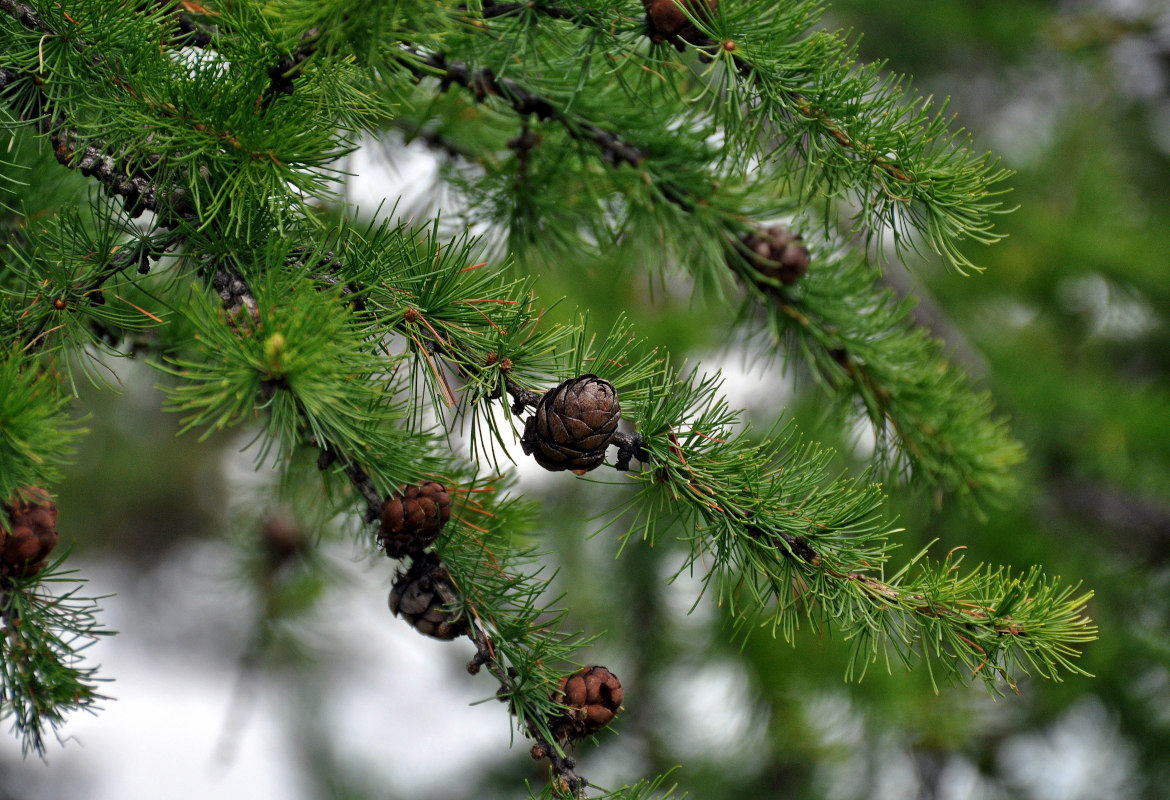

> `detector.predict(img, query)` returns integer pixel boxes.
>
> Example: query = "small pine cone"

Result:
[378,481,452,558]
[644,0,718,45]
[551,665,624,741]
[1,487,59,578]
[740,225,810,286]
[388,553,468,640]
[521,375,621,475]
[261,515,306,566]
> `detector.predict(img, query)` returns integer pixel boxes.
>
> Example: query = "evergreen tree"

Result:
[0,2,1097,796]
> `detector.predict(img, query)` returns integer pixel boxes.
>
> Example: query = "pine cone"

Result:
[644,0,718,45]
[1,486,59,579]
[261,514,307,566]
[521,375,621,475]
[379,481,452,558]
[740,225,810,286]
[388,553,468,640]
[551,665,624,741]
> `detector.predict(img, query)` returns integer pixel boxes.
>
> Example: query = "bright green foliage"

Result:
[0,350,85,502]
[0,0,1096,794]
[0,556,109,756]
[309,0,1028,503]
[612,369,1086,693]
[435,475,601,747]
[746,238,1026,509]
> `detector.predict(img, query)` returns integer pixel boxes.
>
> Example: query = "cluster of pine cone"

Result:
[378,480,468,640]
[1,486,59,579]
[379,375,631,751]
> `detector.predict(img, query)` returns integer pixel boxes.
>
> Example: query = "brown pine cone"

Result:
[551,665,624,741]
[644,0,718,45]
[261,514,307,566]
[1,486,59,579]
[388,553,468,640]
[740,225,810,286]
[379,481,452,558]
[521,375,621,475]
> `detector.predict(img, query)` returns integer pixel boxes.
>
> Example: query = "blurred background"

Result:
[4,0,1170,798]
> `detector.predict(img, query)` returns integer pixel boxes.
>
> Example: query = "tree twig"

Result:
[428,567,590,797]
